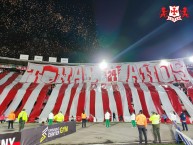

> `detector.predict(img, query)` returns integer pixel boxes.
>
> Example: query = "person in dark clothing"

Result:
[47,87,52,96]
[71,116,75,121]
[119,115,123,122]
[40,121,45,126]
[113,112,116,122]
[161,113,168,124]
[180,111,188,131]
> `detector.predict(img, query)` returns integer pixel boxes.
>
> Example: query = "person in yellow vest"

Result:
[149,111,161,144]
[81,110,87,128]
[7,111,15,129]
[136,110,147,145]
[18,109,28,132]
[54,111,64,123]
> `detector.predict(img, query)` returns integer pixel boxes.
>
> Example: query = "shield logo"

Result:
[169,6,180,17]
[160,5,189,23]
[167,6,182,22]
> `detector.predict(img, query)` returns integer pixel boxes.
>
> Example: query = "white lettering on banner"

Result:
[1,137,15,145]
[48,130,59,137]
[20,60,190,83]
[48,127,60,137]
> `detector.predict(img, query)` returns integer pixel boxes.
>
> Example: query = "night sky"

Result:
[93,0,193,63]
[1,0,193,63]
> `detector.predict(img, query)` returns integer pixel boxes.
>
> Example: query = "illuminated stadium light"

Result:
[99,60,108,70]
[189,56,193,62]
[160,60,169,66]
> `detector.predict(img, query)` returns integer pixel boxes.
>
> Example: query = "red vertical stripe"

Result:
[52,84,69,115]
[146,83,164,115]
[28,84,50,122]
[15,83,38,117]
[0,71,8,80]
[123,83,134,113]
[112,83,123,121]
[161,84,183,115]
[76,83,87,121]
[101,83,111,119]
[64,83,79,121]
[90,84,96,118]
[187,87,193,103]
[162,84,192,124]
[0,73,19,95]
[0,82,23,115]
[134,83,149,118]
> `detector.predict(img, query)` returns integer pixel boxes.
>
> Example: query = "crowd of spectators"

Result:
[0,0,99,63]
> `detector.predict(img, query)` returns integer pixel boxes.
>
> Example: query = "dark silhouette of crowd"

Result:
[173,83,187,95]
[0,0,99,63]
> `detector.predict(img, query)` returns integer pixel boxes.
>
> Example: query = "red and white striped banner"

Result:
[20,60,191,83]
[1,72,193,122]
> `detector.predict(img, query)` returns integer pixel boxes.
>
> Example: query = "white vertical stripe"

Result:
[24,83,45,115]
[14,75,22,82]
[4,83,31,116]
[169,84,193,122]
[139,83,157,114]
[0,82,18,104]
[117,82,130,122]
[106,83,118,121]
[151,83,181,123]
[0,72,15,85]
[85,82,91,117]
[69,83,83,117]
[39,84,63,120]
[95,83,104,122]
[128,83,142,114]
[59,83,74,114]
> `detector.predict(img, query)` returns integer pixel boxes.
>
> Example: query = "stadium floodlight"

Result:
[99,60,108,70]
[160,60,169,66]
[189,56,193,62]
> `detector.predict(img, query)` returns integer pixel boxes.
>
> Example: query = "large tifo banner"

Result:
[21,121,76,145]
[20,60,191,83]
[0,132,21,145]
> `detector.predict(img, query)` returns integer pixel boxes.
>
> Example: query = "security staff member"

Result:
[18,109,28,132]
[54,111,64,123]
[136,110,147,145]
[7,111,15,129]
[81,110,87,128]
[149,112,161,143]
